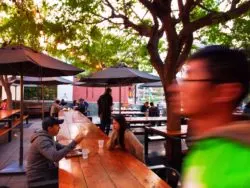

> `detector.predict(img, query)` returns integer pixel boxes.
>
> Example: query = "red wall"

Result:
[73,85,131,103]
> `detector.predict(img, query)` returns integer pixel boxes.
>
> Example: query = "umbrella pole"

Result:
[86,87,88,99]
[42,83,44,120]
[15,85,17,109]
[19,73,24,166]
[39,75,44,120]
[0,73,25,174]
[134,85,136,104]
[119,86,121,114]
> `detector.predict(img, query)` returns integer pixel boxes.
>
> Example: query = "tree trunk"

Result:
[0,75,13,110]
[159,67,181,131]
[159,65,182,171]
[5,87,13,110]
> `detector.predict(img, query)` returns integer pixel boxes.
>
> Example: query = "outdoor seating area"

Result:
[0,1,250,188]
[0,45,177,188]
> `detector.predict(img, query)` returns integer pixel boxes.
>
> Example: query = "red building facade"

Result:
[73,85,131,104]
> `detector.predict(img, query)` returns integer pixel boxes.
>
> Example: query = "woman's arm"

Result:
[106,131,118,150]
[125,131,145,163]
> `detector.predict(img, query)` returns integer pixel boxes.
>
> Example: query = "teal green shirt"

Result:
[182,138,250,188]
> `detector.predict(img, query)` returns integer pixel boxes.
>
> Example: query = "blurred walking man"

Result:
[168,45,250,187]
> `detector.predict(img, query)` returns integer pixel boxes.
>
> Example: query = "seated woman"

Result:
[107,114,144,163]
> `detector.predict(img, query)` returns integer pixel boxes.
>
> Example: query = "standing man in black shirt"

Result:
[97,88,113,135]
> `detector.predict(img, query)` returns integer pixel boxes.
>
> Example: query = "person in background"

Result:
[50,99,62,117]
[83,99,89,115]
[71,100,77,109]
[107,114,144,163]
[83,99,89,110]
[140,101,149,112]
[168,45,250,187]
[77,98,87,116]
[60,99,67,106]
[0,99,7,110]
[149,102,159,117]
[149,102,160,126]
[243,101,250,114]
[26,117,84,187]
[97,88,113,135]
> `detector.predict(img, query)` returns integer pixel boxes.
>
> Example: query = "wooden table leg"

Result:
[7,119,12,142]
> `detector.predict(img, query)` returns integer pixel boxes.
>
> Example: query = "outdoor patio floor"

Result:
[0,118,166,188]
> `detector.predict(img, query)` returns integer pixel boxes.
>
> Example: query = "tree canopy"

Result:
[0,0,249,113]
[0,0,153,75]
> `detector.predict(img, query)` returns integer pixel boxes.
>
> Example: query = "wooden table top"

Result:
[57,110,170,188]
[0,109,20,120]
[113,109,140,112]
[146,125,188,137]
[112,111,144,115]
[26,105,42,109]
[125,116,167,123]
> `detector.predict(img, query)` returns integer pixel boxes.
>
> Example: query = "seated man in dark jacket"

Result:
[26,117,84,188]
[149,102,160,126]
[140,101,149,112]
[149,102,159,117]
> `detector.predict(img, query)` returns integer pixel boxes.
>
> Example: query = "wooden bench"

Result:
[12,115,29,127]
[131,127,145,135]
[0,115,29,142]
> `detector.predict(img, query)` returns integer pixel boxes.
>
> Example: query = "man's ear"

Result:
[47,126,52,132]
[212,83,243,103]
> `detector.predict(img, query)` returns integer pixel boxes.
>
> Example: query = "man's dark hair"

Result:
[42,117,64,131]
[105,88,112,94]
[150,102,154,106]
[188,45,249,106]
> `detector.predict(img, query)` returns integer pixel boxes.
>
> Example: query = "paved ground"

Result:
[0,118,166,188]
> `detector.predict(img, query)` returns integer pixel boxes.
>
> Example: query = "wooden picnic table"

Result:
[112,109,140,112]
[0,109,21,142]
[146,125,188,137]
[0,109,20,120]
[125,116,167,124]
[144,125,188,171]
[26,105,42,110]
[112,111,144,116]
[57,110,170,188]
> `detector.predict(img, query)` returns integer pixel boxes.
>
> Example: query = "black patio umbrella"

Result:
[140,81,163,88]
[0,45,83,174]
[80,64,160,113]
[13,76,73,85]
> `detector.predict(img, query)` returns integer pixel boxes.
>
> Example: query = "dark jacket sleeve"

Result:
[35,137,77,162]
[55,141,66,150]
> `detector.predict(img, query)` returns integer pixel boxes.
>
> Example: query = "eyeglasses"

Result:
[176,78,217,84]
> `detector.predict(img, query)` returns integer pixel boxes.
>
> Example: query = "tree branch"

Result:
[103,0,153,37]
[176,34,193,71]
[231,0,240,10]
[147,27,164,74]
[178,0,184,15]
[197,3,217,13]
[181,1,250,37]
